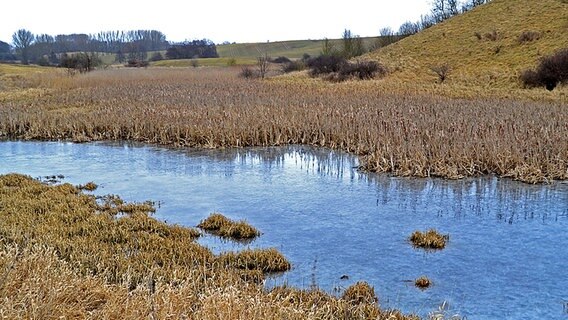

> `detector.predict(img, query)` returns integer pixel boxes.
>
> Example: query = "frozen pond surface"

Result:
[1,141,567,319]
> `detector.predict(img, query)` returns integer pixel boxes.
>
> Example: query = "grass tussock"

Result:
[0,173,417,319]
[198,212,261,240]
[415,276,432,289]
[1,68,566,184]
[342,281,378,305]
[77,181,98,191]
[218,248,291,273]
[409,229,449,250]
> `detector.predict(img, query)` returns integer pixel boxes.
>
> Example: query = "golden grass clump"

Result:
[415,276,432,289]
[198,212,261,240]
[0,173,418,319]
[342,281,378,305]
[218,248,291,273]
[409,229,449,250]
[77,181,98,191]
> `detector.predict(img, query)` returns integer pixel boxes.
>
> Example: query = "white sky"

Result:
[1,0,432,44]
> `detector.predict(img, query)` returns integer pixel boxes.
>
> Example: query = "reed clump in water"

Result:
[415,276,432,289]
[77,181,98,191]
[409,229,449,250]
[0,68,566,184]
[1,173,420,319]
[198,212,261,240]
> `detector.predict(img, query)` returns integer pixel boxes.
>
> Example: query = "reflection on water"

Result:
[1,141,567,319]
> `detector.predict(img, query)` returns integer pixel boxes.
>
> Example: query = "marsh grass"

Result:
[1,67,566,184]
[415,276,432,289]
[342,281,378,305]
[198,212,261,240]
[410,229,449,250]
[77,181,98,191]
[0,173,417,319]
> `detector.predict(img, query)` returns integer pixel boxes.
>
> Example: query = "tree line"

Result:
[2,29,218,66]
[0,0,490,67]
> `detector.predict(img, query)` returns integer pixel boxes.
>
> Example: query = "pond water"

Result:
[1,141,567,319]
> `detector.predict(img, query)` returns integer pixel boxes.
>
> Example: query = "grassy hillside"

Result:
[367,0,568,89]
[218,37,381,60]
[152,57,257,67]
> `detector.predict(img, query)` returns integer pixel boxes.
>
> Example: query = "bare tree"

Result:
[257,53,270,79]
[12,29,34,65]
[321,38,335,56]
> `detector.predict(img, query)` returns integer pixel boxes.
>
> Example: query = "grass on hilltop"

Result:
[366,0,568,89]
[217,37,381,60]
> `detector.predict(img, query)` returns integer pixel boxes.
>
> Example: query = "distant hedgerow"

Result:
[521,48,568,91]
[307,55,347,76]
[306,55,386,82]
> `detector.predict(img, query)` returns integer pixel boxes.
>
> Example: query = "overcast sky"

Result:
[1,0,432,44]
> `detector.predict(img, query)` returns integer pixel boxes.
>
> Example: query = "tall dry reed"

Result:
[0,67,566,183]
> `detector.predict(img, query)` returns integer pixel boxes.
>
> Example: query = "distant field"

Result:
[152,57,257,67]
[217,37,381,60]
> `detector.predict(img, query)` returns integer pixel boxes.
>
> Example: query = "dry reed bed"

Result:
[0,67,566,183]
[0,174,415,319]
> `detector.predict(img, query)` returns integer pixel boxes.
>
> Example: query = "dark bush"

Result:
[338,61,385,80]
[282,60,306,73]
[518,31,541,43]
[149,52,164,61]
[271,56,291,64]
[306,55,347,76]
[521,48,568,91]
[125,59,149,68]
[239,66,255,79]
[484,30,499,41]
[59,53,100,73]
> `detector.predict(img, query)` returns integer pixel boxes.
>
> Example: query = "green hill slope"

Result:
[218,37,380,59]
[367,0,568,89]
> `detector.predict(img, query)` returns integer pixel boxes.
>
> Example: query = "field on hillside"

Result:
[217,37,381,60]
[368,0,568,88]
[1,67,566,184]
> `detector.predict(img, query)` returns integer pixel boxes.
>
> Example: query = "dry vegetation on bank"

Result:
[1,67,566,183]
[0,174,416,319]
[198,212,261,240]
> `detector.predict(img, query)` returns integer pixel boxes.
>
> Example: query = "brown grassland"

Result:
[1,67,566,183]
[0,174,416,319]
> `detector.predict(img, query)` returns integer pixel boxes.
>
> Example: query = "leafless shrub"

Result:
[430,64,451,83]
[518,31,541,43]
[484,30,500,41]
[239,66,255,79]
[521,48,568,91]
